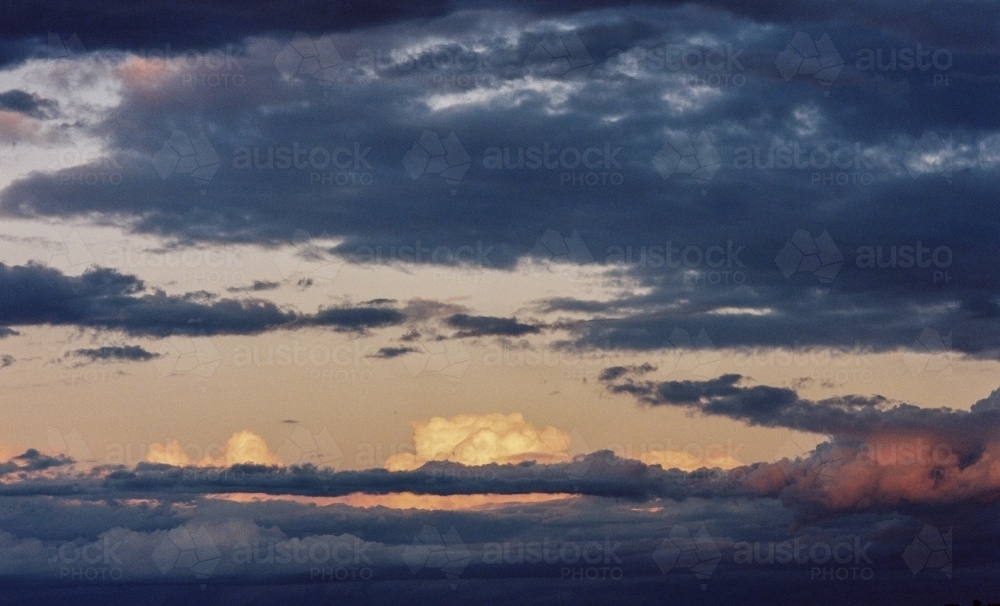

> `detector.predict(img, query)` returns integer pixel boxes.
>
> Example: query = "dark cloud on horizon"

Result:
[0,263,407,336]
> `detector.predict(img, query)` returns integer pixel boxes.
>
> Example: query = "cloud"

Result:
[445,314,544,338]
[0,449,73,475]
[71,345,160,362]
[0,354,12,368]
[146,430,281,467]
[385,413,573,471]
[0,263,406,336]
[603,367,1000,512]
[226,280,280,293]
[0,327,19,338]
[368,346,419,359]
[305,306,406,331]
[0,90,58,119]
[1,13,996,359]
[640,449,744,471]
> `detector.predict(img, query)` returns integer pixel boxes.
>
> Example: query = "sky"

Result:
[0,0,998,604]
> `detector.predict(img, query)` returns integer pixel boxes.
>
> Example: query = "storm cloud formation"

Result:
[0,0,997,603]
[0,4,996,358]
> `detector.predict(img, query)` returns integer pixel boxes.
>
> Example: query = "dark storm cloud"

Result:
[0,0,994,62]
[368,346,419,358]
[0,90,58,119]
[445,314,544,338]
[0,0,452,66]
[0,5,997,355]
[70,345,161,362]
[0,263,406,336]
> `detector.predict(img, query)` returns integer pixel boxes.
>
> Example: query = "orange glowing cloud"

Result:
[211,491,576,511]
[384,413,573,471]
[117,56,170,91]
[638,449,744,471]
[0,111,46,144]
[146,430,282,467]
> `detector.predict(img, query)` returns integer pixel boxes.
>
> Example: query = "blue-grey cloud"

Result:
[0,89,58,118]
[0,263,407,336]
[71,345,161,362]
[445,314,544,338]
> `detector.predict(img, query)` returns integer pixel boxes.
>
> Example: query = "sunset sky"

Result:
[0,0,998,603]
